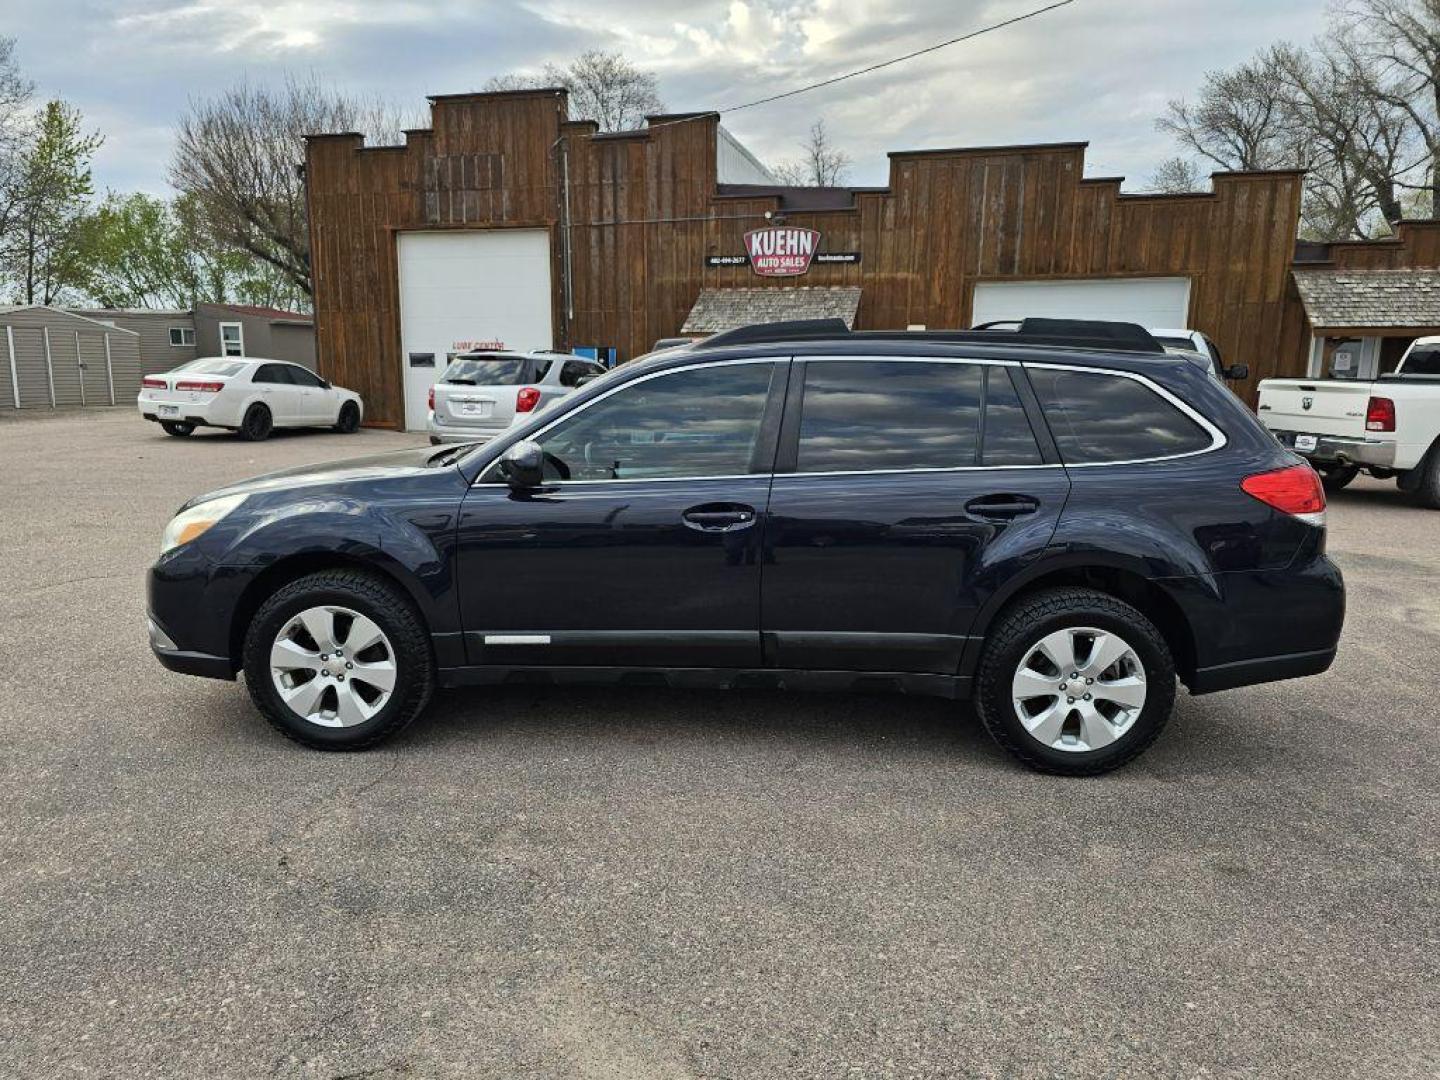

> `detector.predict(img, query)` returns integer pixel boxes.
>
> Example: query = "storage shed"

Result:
[1,306,142,412]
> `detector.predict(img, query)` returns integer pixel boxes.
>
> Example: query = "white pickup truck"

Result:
[1257,336,1440,507]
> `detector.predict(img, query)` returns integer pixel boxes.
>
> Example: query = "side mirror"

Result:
[1224,363,1249,381]
[320,378,332,389]
[498,440,545,490]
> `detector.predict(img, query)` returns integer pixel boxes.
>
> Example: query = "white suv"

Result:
[427,351,606,445]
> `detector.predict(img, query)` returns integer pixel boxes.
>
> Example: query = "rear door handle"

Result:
[682,503,757,532]
[964,494,1041,521]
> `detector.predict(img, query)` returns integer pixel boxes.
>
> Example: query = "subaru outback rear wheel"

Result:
[975,588,1176,775]
[243,570,434,749]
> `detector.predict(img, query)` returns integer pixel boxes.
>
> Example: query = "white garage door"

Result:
[397,230,554,431]
[971,277,1192,331]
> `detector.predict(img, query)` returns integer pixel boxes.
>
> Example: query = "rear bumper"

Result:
[1189,646,1336,694]
[138,398,233,429]
[427,412,512,445]
[1270,430,1397,469]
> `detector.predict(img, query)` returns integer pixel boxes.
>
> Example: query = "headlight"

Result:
[160,493,247,554]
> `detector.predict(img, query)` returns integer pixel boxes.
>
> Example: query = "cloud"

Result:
[5,0,1329,195]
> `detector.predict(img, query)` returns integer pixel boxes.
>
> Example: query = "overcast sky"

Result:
[3,0,1329,195]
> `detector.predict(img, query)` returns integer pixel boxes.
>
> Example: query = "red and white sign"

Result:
[744,226,820,277]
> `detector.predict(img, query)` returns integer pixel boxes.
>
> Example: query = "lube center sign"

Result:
[744,226,820,277]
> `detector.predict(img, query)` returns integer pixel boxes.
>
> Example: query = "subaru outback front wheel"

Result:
[975,587,1176,775]
[242,570,434,749]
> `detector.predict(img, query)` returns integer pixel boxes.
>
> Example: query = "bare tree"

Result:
[1271,41,1415,237]
[1147,156,1205,193]
[1336,0,1440,216]
[773,119,853,186]
[169,75,412,301]
[484,50,663,132]
[1158,54,1295,171]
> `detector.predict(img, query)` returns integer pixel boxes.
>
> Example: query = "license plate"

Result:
[1294,434,1317,452]
[159,405,179,417]
[460,401,492,417]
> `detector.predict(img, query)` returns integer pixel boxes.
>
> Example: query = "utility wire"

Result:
[632,0,1079,133]
[717,0,1078,115]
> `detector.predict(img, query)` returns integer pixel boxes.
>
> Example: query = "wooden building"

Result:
[305,87,1435,430]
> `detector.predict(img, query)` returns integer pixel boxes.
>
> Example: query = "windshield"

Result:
[441,355,528,385]
[175,359,247,377]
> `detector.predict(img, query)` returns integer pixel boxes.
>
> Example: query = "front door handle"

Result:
[682,503,757,532]
[964,494,1041,521]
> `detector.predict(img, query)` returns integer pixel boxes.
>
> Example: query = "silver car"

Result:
[427,351,606,444]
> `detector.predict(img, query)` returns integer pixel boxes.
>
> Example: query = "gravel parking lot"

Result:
[0,409,1436,1078]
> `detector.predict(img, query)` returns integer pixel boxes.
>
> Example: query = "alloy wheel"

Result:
[269,605,398,727]
[1010,625,1147,752]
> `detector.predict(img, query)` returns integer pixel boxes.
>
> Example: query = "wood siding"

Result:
[307,91,1312,425]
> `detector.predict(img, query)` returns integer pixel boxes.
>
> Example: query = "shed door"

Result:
[971,277,1192,331]
[397,230,554,432]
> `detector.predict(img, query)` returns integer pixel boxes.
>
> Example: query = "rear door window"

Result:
[252,363,293,384]
[1028,367,1213,463]
[559,360,594,387]
[796,359,984,473]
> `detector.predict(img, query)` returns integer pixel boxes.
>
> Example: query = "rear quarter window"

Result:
[1028,368,1214,464]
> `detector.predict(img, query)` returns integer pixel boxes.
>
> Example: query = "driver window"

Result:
[535,362,776,480]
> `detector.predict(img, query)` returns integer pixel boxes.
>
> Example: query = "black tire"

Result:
[242,570,435,750]
[1319,463,1359,492]
[160,421,195,437]
[975,587,1177,776]
[239,403,273,442]
[333,401,360,433]
[1410,442,1440,509]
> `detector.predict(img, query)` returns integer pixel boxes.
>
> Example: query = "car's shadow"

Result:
[370,682,1283,779]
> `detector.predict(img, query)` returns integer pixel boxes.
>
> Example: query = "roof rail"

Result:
[698,318,1166,354]
[703,319,851,349]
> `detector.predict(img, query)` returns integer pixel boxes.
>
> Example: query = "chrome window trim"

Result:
[1021,360,1228,467]
[471,354,1227,486]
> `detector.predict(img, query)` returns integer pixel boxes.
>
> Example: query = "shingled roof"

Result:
[1292,268,1440,331]
[682,286,863,335]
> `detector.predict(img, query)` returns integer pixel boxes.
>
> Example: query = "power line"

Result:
[632,0,1080,134]
[717,0,1079,115]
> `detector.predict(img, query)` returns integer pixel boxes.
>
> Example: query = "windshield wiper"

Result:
[428,445,472,467]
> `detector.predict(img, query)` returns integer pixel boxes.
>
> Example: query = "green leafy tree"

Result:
[7,100,102,304]
[74,191,312,311]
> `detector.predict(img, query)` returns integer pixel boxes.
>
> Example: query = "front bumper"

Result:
[1270,430,1397,469]
[147,614,234,680]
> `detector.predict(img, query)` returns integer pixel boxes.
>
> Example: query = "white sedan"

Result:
[138,358,364,441]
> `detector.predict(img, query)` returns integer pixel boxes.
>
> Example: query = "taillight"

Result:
[516,386,541,412]
[176,380,223,393]
[141,377,166,389]
[1241,464,1326,527]
[1365,396,1395,432]
[428,386,435,411]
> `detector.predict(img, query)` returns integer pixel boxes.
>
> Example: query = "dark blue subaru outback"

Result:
[147,320,1344,774]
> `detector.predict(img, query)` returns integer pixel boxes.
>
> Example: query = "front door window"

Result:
[530,362,776,481]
